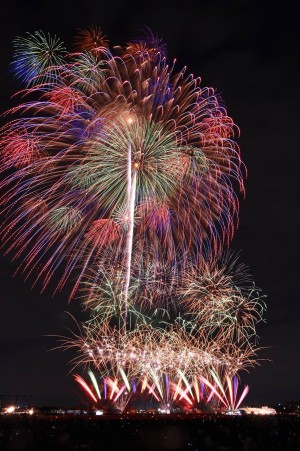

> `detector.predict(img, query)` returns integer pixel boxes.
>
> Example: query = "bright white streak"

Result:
[119,366,131,392]
[124,144,137,325]
[126,143,132,208]
[108,378,119,400]
[178,369,194,399]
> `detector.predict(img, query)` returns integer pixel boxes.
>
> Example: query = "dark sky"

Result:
[0,0,299,407]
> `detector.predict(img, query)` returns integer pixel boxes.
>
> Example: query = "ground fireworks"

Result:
[0,27,265,412]
[73,369,250,413]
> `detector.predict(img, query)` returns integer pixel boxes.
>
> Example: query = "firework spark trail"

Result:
[124,143,138,326]
[88,369,101,400]
[58,314,259,388]
[74,374,97,403]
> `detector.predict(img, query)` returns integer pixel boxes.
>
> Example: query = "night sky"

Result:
[0,0,299,407]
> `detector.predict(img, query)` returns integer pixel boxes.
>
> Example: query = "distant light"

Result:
[5,406,16,414]
[242,406,276,415]
[158,408,170,414]
[224,410,242,416]
[95,410,104,416]
[28,408,34,415]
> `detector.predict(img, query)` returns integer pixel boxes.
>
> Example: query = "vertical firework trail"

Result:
[124,137,138,327]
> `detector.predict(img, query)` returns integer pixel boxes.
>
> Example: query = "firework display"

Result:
[73,369,249,412]
[0,27,265,412]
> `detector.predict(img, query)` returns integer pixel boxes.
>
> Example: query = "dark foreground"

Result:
[0,414,299,451]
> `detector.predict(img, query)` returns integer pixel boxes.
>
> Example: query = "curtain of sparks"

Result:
[0,26,266,412]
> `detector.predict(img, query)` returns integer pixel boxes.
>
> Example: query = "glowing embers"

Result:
[180,256,266,343]
[59,318,257,394]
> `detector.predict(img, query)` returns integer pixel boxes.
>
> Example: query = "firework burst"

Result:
[180,255,266,344]
[0,27,264,412]
[0,29,244,300]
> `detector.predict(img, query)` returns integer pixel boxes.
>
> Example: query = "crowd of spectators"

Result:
[0,413,299,450]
